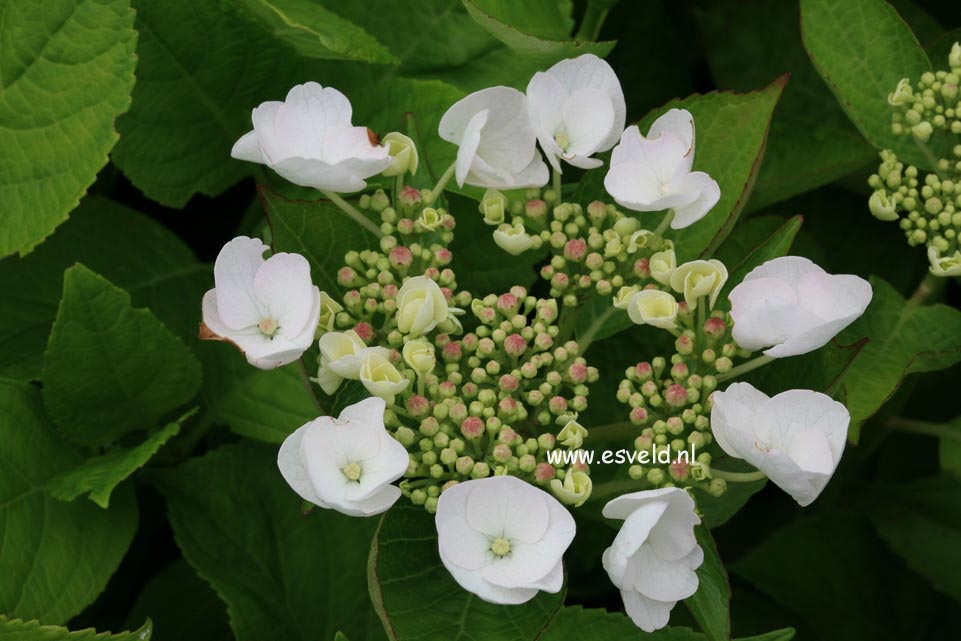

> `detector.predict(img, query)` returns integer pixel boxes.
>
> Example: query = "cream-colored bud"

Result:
[492,224,535,256]
[550,470,592,507]
[480,189,508,226]
[649,247,677,286]
[928,245,961,277]
[557,420,588,449]
[612,285,640,310]
[627,289,679,330]
[868,190,899,222]
[381,132,418,177]
[396,276,448,337]
[403,339,436,375]
[669,259,728,309]
[359,352,410,404]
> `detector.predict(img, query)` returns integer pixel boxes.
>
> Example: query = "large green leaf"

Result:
[0,0,137,258]
[42,265,201,448]
[125,560,231,641]
[640,77,787,260]
[369,502,564,641]
[800,0,935,167]
[154,443,385,641]
[864,478,961,604]
[229,0,397,63]
[0,618,151,641]
[839,276,961,442]
[685,527,730,641]
[47,412,193,508]
[0,379,138,624]
[462,0,614,63]
[0,196,210,381]
[694,0,875,211]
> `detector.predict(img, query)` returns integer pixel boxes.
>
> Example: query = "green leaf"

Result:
[694,0,875,211]
[229,0,397,63]
[263,188,379,294]
[937,416,961,476]
[640,77,787,260]
[206,361,317,443]
[685,527,730,641]
[369,502,564,641]
[717,215,804,305]
[47,411,194,508]
[800,0,935,167]
[864,478,961,604]
[839,276,961,442]
[463,0,615,63]
[0,617,151,641]
[0,0,137,258]
[125,560,231,641]
[0,196,211,381]
[0,379,138,624]
[573,299,632,347]
[154,443,385,641]
[42,264,202,448]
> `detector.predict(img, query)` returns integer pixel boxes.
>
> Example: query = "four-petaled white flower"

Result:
[439,87,549,190]
[526,54,626,173]
[315,330,389,395]
[201,237,320,369]
[602,488,703,633]
[728,256,872,358]
[435,476,575,604]
[604,109,720,229]
[277,397,408,517]
[711,382,849,506]
[231,82,390,193]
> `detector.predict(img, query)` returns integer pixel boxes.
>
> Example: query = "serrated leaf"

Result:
[640,77,787,260]
[685,526,730,641]
[154,443,385,641]
[0,617,151,641]
[47,410,194,508]
[839,276,961,442]
[42,265,201,448]
[230,0,397,63]
[0,380,138,624]
[463,0,615,63]
[0,0,137,258]
[0,196,211,381]
[369,502,564,641]
[800,0,936,168]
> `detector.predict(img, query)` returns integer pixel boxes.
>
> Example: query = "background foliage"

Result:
[1,0,960,640]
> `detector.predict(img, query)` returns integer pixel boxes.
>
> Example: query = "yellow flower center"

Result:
[490,537,511,557]
[554,131,570,151]
[342,462,363,481]
[258,318,279,337]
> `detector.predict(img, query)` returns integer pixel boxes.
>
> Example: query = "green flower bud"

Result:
[868,190,899,221]
[480,190,508,225]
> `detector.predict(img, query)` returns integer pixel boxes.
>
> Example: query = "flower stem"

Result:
[298,357,326,416]
[887,416,961,442]
[710,468,766,483]
[575,2,609,41]
[552,168,562,199]
[654,211,675,236]
[715,354,775,382]
[322,191,383,237]
[429,162,457,202]
[907,271,944,308]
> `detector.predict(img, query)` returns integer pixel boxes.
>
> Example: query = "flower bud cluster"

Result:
[868,43,961,276]
[615,311,752,497]
[481,188,669,307]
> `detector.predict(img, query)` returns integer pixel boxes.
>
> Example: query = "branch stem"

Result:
[715,354,775,382]
[322,191,383,237]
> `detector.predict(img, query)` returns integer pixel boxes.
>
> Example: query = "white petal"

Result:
[271,157,368,193]
[277,422,327,507]
[621,588,674,633]
[630,544,700,601]
[347,431,409,501]
[602,546,630,588]
[648,108,695,158]
[602,487,687,520]
[748,448,829,507]
[455,110,487,188]
[609,501,668,557]
[760,390,848,469]
[253,252,315,336]
[527,559,564,593]
[473,90,536,174]
[249,101,284,164]
[545,54,626,151]
[562,88,615,158]
[743,256,824,287]
[338,396,387,426]
[669,171,720,229]
[335,484,401,517]
[710,382,769,459]
[231,130,266,163]
[526,71,567,172]
[647,492,700,561]
[213,237,268,330]
[315,361,344,395]
[438,546,538,605]
[466,476,550,544]
[436,481,493,571]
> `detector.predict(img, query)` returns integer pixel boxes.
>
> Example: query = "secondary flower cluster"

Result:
[201,51,876,636]
[868,42,961,276]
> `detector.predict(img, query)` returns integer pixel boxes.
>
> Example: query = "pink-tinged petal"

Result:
[545,54,625,151]
[253,252,315,336]
[214,237,268,330]
[231,130,266,163]
[562,88,615,158]
[629,544,700,601]
[669,171,720,229]
[277,422,327,507]
[621,588,674,633]
[466,476,550,543]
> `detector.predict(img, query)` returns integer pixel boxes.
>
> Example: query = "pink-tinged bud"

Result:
[438,381,457,398]
[671,362,689,381]
[498,396,518,417]
[461,333,478,351]
[504,334,527,357]
[407,395,430,418]
[478,307,497,324]
[344,289,362,307]
[537,300,559,323]
[587,200,607,221]
[338,267,359,287]
[434,248,453,266]
[567,362,588,384]
[363,298,378,314]
[442,215,455,231]
[629,407,649,425]
[572,460,589,473]
[525,199,548,219]
[634,258,650,278]
[548,396,568,414]
[435,333,451,347]
[635,433,653,450]
[461,382,478,398]
[666,416,684,434]
[477,337,496,357]
[498,427,518,444]
[455,456,474,475]
[578,275,591,289]
[677,301,691,316]
[388,246,413,269]
[704,316,727,338]
[641,381,659,397]
[381,284,398,300]
[520,362,538,379]
[397,218,415,234]
[353,322,374,342]
[492,443,512,463]
[551,272,569,289]
[496,293,519,315]
[510,286,527,300]
[499,374,519,392]
[675,334,694,356]
[461,416,484,439]
[440,270,455,286]
[534,462,556,482]
[450,403,468,422]
[634,362,653,381]
[398,185,422,208]
[669,458,690,482]
[534,332,553,351]
[442,341,462,362]
[540,264,555,280]
[564,239,588,262]
[665,384,688,407]
[587,366,599,382]
[585,252,604,270]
